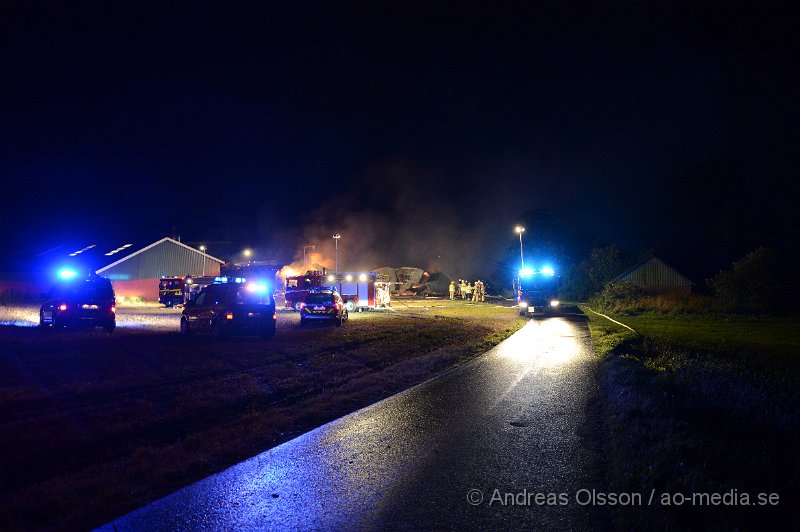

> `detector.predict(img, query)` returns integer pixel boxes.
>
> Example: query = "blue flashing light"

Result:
[541,266,555,275]
[246,282,268,293]
[58,268,78,280]
[519,268,535,277]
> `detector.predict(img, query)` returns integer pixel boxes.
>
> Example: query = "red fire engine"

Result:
[284,270,391,311]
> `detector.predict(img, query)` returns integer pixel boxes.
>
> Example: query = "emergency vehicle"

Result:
[515,267,560,316]
[284,270,391,311]
[159,277,185,307]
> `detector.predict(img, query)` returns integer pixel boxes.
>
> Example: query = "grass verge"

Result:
[583,307,800,528]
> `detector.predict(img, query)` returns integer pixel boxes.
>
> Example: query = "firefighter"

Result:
[460,280,467,300]
[480,280,486,302]
[472,280,479,302]
[449,281,456,300]
[465,282,473,302]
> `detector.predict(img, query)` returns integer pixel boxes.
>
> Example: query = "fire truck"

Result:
[159,277,185,307]
[515,266,560,316]
[284,270,391,311]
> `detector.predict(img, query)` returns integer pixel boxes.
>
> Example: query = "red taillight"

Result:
[58,304,67,311]
[226,312,234,320]
[299,303,306,310]
[111,306,116,313]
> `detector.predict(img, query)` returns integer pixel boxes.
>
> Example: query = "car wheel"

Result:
[210,318,226,339]
[345,300,356,312]
[103,321,116,334]
[180,317,191,336]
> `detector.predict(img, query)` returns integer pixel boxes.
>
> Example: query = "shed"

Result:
[96,238,224,300]
[615,256,693,296]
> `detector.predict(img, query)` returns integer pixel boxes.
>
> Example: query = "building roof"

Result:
[615,255,694,286]
[7,237,223,276]
[96,237,224,273]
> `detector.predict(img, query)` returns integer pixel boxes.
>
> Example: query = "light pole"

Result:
[303,245,316,268]
[199,245,207,276]
[515,226,525,270]
[333,233,341,273]
[243,248,252,265]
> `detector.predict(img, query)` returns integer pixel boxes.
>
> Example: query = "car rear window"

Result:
[305,293,333,304]
[235,289,273,305]
[50,280,114,300]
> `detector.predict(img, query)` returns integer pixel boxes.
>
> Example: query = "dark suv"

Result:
[40,275,116,333]
[299,289,348,326]
[180,281,276,339]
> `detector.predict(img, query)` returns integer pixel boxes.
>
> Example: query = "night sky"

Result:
[1,2,797,280]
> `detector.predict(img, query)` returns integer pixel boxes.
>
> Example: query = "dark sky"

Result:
[1,1,797,279]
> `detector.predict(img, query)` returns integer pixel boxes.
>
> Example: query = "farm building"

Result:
[615,256,693,296]
[95,238,224,300]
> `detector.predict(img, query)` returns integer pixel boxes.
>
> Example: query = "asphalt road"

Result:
[103,314,604,530]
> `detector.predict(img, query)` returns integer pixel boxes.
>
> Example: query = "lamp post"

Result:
[515,226,525,270]
[243,248,252,265]
[199,245,207,276]
[333,233,341,273]
[303,245,316,268]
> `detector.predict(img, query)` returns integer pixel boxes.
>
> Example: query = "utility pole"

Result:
[333,233,341,273]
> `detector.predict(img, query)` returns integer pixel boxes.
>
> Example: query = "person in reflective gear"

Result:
[465,282,473,302]
[460,280,467,299]
[472,280,479,302]
[449,281,456,300]
[480,280,486,302]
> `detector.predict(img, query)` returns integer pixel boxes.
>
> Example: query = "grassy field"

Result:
[583,307,800,528]
[0,299,523,531]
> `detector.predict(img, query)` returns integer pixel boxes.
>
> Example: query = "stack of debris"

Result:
[373,266,453,296]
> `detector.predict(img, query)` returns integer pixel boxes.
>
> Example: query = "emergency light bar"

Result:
[214,276,247,284]
[519,267,556,277]
[58,268,78,280]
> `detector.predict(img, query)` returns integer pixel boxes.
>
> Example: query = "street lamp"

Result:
[333,233,341,273]
[243,248,252,264]
[515,226,525,270]
[303,245,316,268]
[199,245,207,276]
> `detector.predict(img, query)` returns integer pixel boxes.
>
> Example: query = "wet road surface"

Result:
[103,315,603,530]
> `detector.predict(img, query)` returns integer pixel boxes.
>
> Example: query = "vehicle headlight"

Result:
[550,300,560,307]
[519,301,528,308]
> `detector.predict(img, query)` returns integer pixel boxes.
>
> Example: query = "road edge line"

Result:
[581,305,637,333]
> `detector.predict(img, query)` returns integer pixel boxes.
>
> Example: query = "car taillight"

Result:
[273,313,277,320]
[299,303,306,310]
[111,306,116,313]
[226,312,234,320]
[58,304,67,311]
